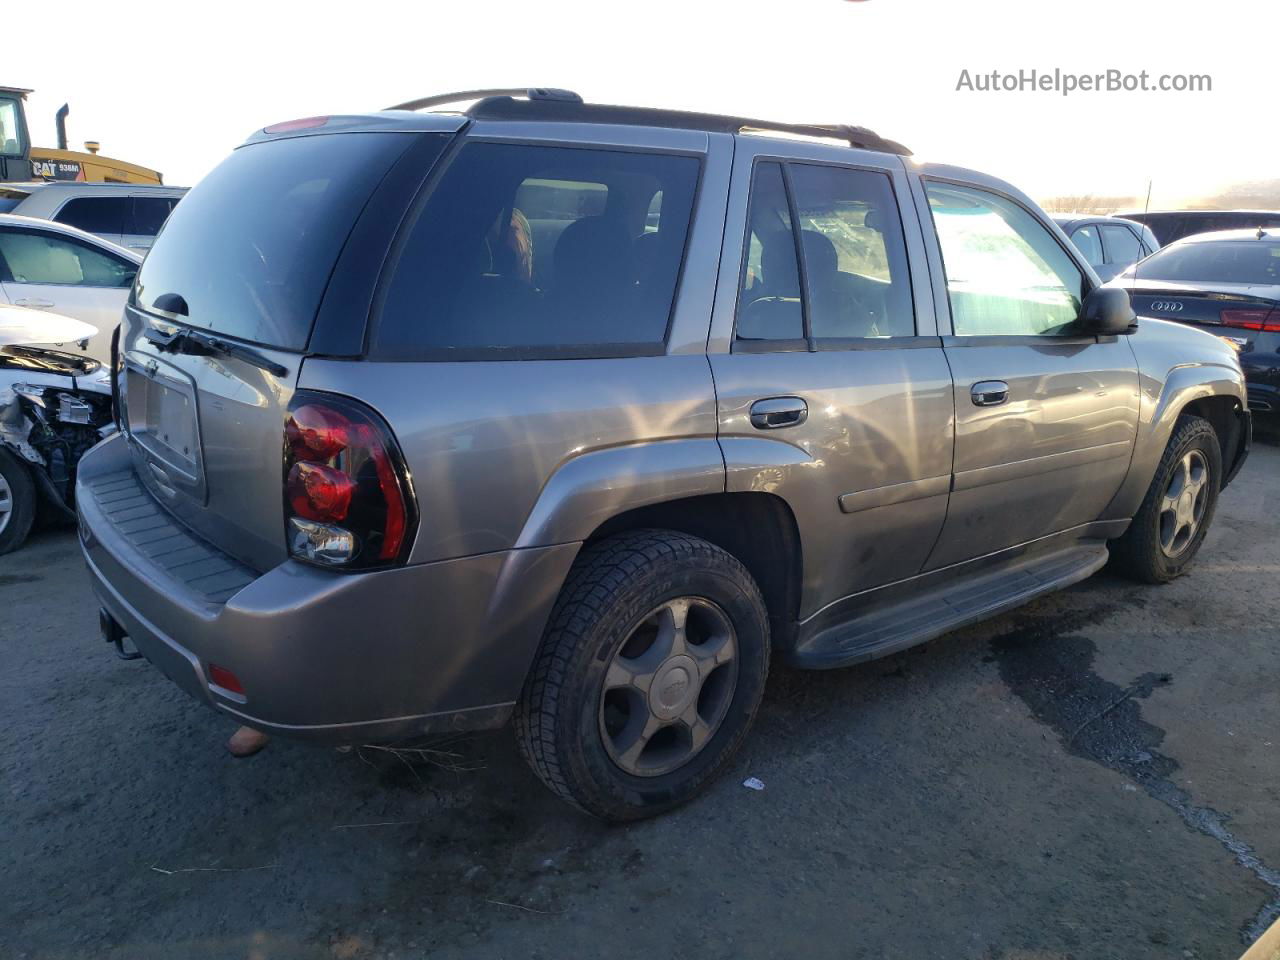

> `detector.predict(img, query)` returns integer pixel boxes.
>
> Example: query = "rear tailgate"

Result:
[119,123,455,571]
[120,316,302,571]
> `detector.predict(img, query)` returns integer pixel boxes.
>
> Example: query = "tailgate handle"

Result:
[971,381,1010,407]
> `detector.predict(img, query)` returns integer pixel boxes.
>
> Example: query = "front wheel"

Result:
[514,530,770,822]
[1111,415,1222,583]
[0,448,35,556]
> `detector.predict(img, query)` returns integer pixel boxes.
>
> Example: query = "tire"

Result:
[1110,415,1222,584]
[0,448,36,556]
[515,529,770,822]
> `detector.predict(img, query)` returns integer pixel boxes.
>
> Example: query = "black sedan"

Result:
[1110,227,1280,418]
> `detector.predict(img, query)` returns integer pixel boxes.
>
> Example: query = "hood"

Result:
[0,304,99,348]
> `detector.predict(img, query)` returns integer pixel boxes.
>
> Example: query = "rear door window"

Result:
[736,162,804,344]
[134,132,430,351]
[1099,224,1143,265]
[1070,225,1104,267]
[54,196,129,236]
[373,142,700,359]
[129,197,179,237]
[789,163,915,340]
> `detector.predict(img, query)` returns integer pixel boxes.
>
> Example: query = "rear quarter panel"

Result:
[297,356,722,563]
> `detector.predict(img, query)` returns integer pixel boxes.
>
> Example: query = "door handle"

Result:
[971,381,1009,407]
[750,396,808,429]
[13,298,55,309]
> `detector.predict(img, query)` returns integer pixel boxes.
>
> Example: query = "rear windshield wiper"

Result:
[142,325,289,377]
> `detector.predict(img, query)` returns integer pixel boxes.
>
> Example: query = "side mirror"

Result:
[1079,286,1137,335]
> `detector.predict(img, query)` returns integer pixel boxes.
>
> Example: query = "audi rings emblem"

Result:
[1151,301,1184,312]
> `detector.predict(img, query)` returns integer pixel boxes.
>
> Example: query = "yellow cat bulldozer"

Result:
[0,86,163,185]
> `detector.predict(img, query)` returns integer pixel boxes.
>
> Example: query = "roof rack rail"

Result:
[468,96,911,156]
[384,88,583,112]
[383,90,911,156]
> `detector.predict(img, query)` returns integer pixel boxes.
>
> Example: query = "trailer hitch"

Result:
[99,608,141,661]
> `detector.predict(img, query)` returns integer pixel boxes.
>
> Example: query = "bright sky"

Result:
[9,0,1274,210]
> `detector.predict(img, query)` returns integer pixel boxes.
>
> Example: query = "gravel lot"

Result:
[3,437,1277,960]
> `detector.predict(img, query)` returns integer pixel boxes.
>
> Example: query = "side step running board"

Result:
[790,543,1110,670]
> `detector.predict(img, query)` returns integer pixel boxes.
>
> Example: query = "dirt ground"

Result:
[2,438,1277,960]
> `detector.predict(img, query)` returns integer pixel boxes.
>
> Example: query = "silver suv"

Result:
[77,90,1251,821]
[0,182,186,251]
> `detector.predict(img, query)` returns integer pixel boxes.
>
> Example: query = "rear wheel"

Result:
[0,448,35,556]
[515,530,770,822]
[1111,415,1222,583]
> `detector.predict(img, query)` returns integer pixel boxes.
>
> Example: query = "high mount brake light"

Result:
[283,394,416,569]
[1221,309,1280,332]
[264,116,330,134]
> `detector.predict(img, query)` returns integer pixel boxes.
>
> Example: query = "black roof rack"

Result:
[384,88,911,157]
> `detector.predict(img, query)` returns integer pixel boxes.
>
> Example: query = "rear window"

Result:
[134,132,427,351]
[372,142,700,359]
[56,196,130,235]
[1135,240,1280,285]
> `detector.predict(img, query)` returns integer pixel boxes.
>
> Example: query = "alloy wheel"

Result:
[0,474,11,536]
[1158,449,1210,558]
[598,597,739,777]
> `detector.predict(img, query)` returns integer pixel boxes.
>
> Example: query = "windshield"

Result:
[134,132,438,351]
[1135,239,1280,284]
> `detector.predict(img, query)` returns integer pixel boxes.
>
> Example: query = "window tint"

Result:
[375,142,699,358]
[0,229,135,287]
[1070,225,1104,266]
[736,162,803,342]
[926,183,1085,337]
[789,164,914,339]
[131,197,179,236]
[55,196,129,235]
[1100,224,1142,265]
[136,132,426,350]
[1135,240,1280,284]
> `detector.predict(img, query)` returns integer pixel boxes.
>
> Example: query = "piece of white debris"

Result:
[742,777,765,791]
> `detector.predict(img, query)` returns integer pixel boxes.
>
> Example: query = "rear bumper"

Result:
[77,434,577,744]
[1241,352,1280,414]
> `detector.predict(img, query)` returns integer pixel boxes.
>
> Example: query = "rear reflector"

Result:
[264,116,330,134]
[208,663,245,695]
[1221,309,1280,331]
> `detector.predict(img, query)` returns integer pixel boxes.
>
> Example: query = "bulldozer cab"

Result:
[0,87,33,182]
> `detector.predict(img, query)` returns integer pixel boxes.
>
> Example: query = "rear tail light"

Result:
[283,392,416,569]
[1221,309,1280,331]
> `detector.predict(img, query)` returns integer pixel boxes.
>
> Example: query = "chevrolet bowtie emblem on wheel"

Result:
[1151,301,1184,312]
